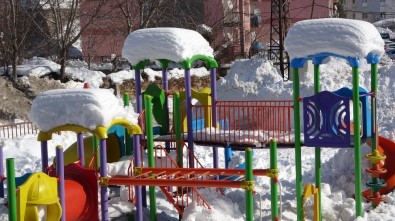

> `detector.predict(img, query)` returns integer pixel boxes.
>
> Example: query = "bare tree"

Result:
[0,0,39,80]
[34,0,110,81]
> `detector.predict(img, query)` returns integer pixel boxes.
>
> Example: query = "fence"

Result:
[0,122,39,139]
[189,100,294,146]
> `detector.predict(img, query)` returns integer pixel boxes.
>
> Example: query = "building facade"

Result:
[339,0,395,22]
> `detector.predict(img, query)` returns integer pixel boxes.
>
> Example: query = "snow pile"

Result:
[28,88,137,131]
[285,18,385,59]
[122,28,214,66]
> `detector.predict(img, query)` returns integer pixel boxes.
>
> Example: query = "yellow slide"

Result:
[63,133,121,168]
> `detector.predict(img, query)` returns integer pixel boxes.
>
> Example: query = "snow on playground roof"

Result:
[284,18,385,60]
[29,89,136,132]
[122,28,214,66]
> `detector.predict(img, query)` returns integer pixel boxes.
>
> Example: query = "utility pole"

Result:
[269,0,290,80]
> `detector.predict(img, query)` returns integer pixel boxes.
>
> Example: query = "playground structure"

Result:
[2,19,395,221]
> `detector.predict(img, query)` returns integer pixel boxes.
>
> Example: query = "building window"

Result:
[353,13,355,19]
[380,0,385,2]
[353,0,355,3]
[381,12,386,18]
[362,13,368,19]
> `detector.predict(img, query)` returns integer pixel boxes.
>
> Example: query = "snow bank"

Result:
[285,18,384,59]
[29,88,136,131]
[122,28,214,66]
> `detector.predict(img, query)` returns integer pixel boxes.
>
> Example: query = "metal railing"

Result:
[189,100,294,146]
[0,122,39,139]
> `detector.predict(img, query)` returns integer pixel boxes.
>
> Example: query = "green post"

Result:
[371,63,378,151]
[293,68,303,220]
[314,64,322,221]
[245,148,254,221]
[6,158,17,221]
[352,67,363,217]
[270,140,278,221]
[173,93,183,168]
[93,136,100,170]
[144,95,157,221]
[124,93,132,155]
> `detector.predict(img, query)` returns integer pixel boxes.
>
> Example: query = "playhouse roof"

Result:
[122,28,214,66]
[284,18,385,60]
[29,89,137,132]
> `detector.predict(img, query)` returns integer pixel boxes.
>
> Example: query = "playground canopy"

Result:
[28,88,137,132]
[284,18,385,60]
[122,27,214,66]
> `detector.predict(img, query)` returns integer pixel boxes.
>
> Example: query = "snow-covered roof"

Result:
[122,28,214,66]
[285,18,385,60]
[29,89,133,132]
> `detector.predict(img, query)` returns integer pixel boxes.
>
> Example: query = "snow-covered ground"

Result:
[1,19,395,221]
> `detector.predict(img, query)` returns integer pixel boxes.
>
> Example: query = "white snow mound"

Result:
[122,28,214,66]
[285,18,385,59]
[29,89,130,131]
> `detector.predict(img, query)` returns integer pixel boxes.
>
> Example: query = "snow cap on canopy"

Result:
[122,27,214,66]
[284,18,385,60]
[29,88,134,132]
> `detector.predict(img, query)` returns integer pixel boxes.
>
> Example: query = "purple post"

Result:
[210,68,218,127]
[133,135,143,221]
[77,133,85,167]
[185,69,195,168]
[213,146,219,180]
[41,141,48,172]
[99,139,109,221]
[56,145,66,221]
[135,69,142,113]
[0,144,4,198]
[162,68,171,152]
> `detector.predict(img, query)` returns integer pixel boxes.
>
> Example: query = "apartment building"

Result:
[339,0,395,22]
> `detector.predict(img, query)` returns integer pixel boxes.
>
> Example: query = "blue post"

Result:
[56,145,66,221]
[225,144,232,169]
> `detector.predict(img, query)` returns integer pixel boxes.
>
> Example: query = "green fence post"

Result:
[313,64,322,221]
[144,95,157,221]
[6,158,17,221]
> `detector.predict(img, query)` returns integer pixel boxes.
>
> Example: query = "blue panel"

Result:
[303,91,351,147]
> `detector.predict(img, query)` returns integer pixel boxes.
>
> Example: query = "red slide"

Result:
[364,136,395,196]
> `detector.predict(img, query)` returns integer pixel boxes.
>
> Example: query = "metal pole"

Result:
[99,139,109,221]
[56,145,66,221]
[210,68,217,127]
[245,148,253,221]
[352,67,363,217]
[270,139,278,221]
[0,145,4,198]
[293,67,303,220]
[77,133,85,167]
[6,158,17,221]
[124,93,132,156]
[144,95,157,221]
[41,141,48,172]
[133,134,143,221]
[185,69,195,168]
[162,67,171,152]
[313,64,322,221]
[174,93,183,168]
